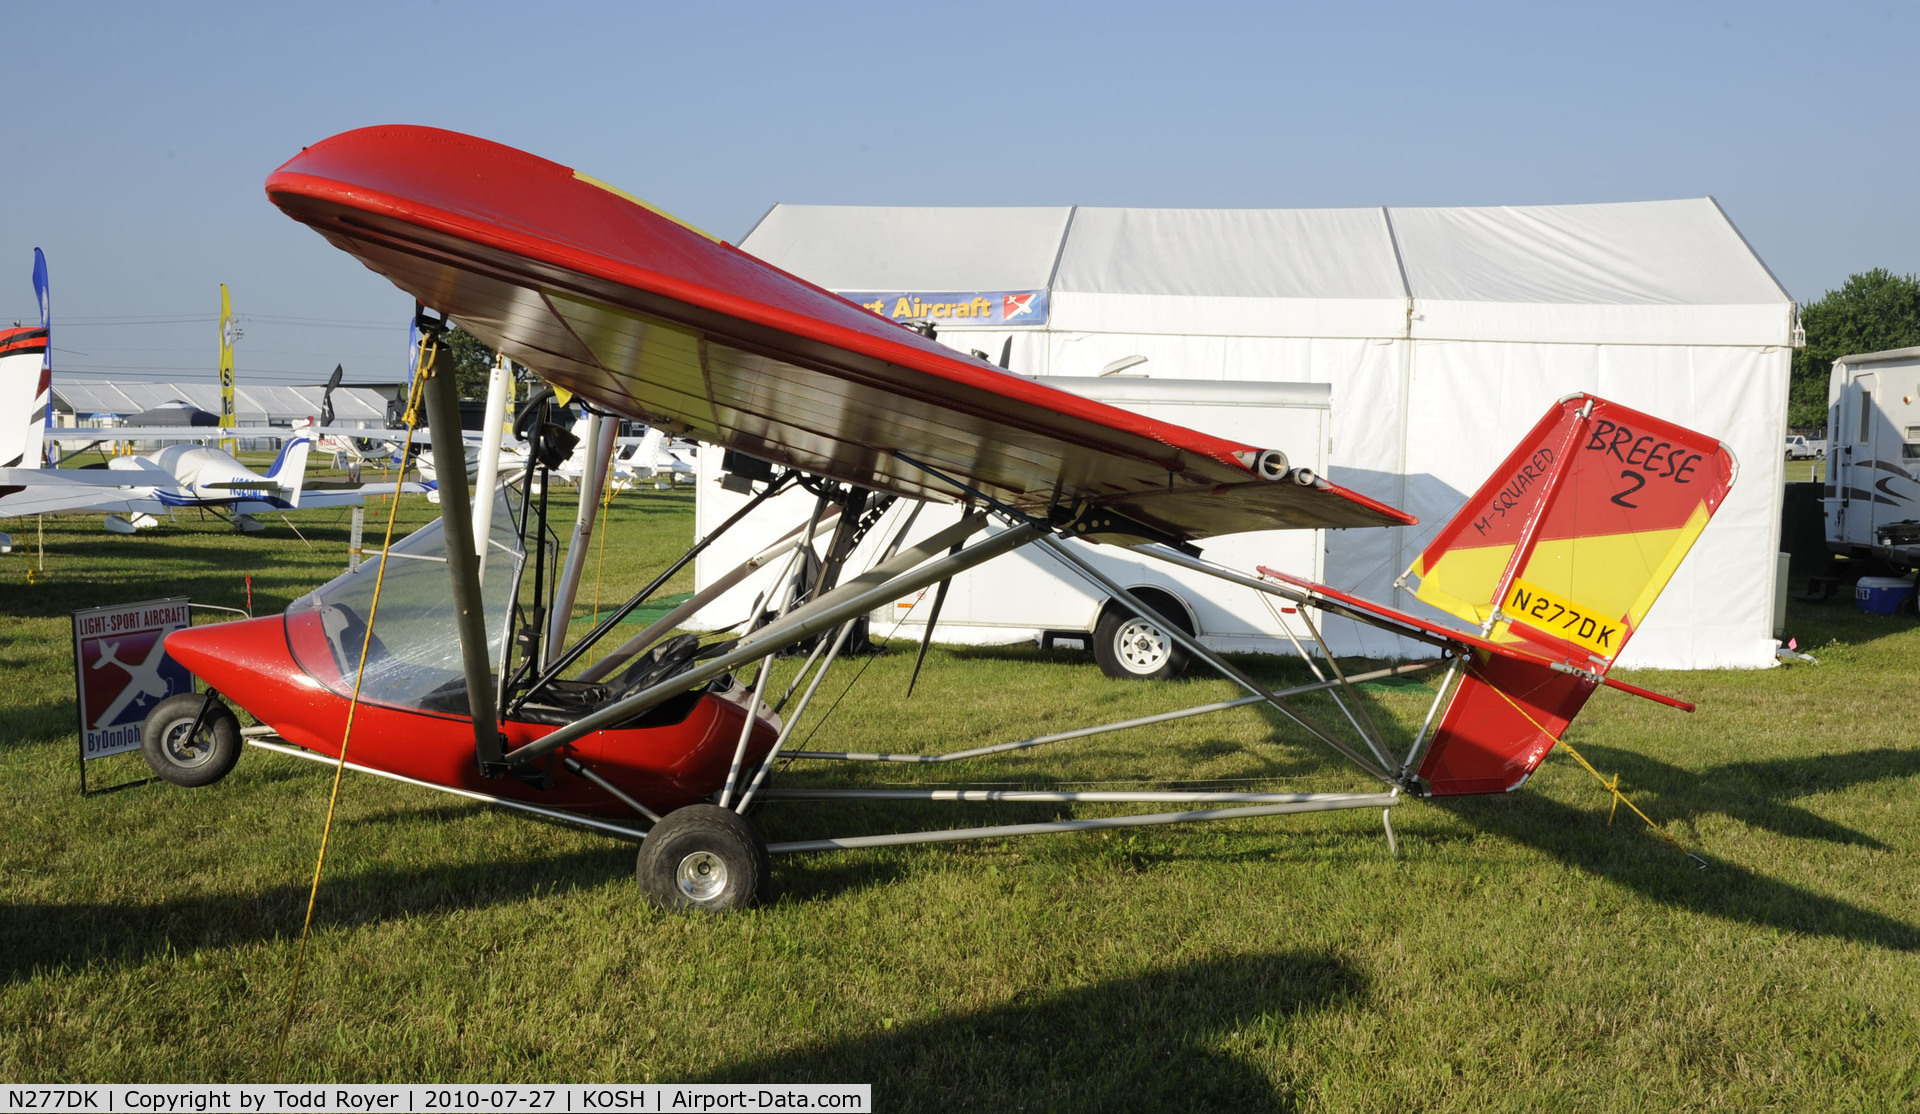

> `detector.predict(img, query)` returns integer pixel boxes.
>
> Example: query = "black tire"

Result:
[140,693,242,787]
[635,804,769,913]
[1093,596,1193,681]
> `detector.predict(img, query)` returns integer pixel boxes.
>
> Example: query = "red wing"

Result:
[264,126,1411,543]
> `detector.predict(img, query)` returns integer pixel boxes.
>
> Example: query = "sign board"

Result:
[838,289,1049,327]
[72,597,193,761]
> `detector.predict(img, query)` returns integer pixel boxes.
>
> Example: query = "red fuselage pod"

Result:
[163,614,779,817]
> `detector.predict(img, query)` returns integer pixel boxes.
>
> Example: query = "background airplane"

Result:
[0,254,431,549]
[1,424,432,547]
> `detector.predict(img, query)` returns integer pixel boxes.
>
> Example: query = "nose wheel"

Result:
[140,692,242,787]
[636,804,769,912]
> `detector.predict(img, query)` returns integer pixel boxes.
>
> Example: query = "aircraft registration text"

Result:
[1503,578,1621,659]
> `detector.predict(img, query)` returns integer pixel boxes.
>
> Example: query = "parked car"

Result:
[1785,435,1825,460]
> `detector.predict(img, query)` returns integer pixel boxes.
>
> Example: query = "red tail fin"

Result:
[1404,393,1735,795]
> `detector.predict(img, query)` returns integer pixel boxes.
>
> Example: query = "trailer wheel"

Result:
[140,693,242,787]
[1093,596,1192,681]
[636,804,769,913]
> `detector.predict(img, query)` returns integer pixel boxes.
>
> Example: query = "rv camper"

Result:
[1825,346,1920,568]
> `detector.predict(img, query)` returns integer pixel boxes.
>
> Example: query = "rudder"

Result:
[1403,394,1735,795]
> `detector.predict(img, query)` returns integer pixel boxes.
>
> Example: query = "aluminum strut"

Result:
[1137,542,1456,653]
[561,755,661,823]
[735,618,861,813]
[783,660,1440,763]
[767,792,1400,854]
[762,788,1389,804]
[246,739,645,840]
[421,337,503,773]
[573,488,830,684]
[499,515,1042,767]
[546,409,617,657]
[469,353,512,579]
[1036,533,1392,780]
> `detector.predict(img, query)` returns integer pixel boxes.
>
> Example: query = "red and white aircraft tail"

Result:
[1264,394,1737,795]
[0,326,50,470]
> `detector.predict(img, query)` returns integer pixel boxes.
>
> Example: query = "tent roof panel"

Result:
[742,205,1072,291]
[736,198,1794,344]
[1053,206,1408,300]
[1390,198,1788,307]
[53,380,390,423]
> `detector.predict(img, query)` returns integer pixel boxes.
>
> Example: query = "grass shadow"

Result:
[766,851,914,906]
[0,846,633,986]
[699,949,1363,1111]
[1437,779,1920,953]
[1576,743,1920,851]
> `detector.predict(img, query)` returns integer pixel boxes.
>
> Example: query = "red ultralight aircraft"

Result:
[142,126,1736,911]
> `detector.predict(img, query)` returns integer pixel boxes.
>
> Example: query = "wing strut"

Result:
[418,319,503,773]
[905,540,963,698]
[496,514,1045,769]
[889,450,1397,782]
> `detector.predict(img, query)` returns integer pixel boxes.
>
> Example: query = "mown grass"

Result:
[2,480,1917,1110]
[1783,458,1827,484]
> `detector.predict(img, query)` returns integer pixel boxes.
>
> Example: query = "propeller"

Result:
[998,336,1012,370]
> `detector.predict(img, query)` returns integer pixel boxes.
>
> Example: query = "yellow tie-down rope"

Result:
[1472,663,1708,869]
[272,337,437,1074]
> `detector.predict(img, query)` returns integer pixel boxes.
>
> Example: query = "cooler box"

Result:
[1854,576,1915,616]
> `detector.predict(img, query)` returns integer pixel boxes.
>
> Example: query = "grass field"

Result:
[1783,458,1827,484]
[2,481,1917,1110]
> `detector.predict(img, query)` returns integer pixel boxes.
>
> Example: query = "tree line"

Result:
[1791,269,1920,428]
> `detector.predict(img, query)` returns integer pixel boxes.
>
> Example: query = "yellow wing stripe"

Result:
[572,171,723,243]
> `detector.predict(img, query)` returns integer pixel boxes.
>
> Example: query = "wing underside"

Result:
[265,126,1412,543]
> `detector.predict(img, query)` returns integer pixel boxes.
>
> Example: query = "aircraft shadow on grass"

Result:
[0,696,79,749]
[1436,743,1920,953]
[0,848,633,986]
[1572,743,1920,851]
[699,949,1361,1111]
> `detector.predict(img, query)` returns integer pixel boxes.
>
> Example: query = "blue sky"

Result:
[7,1,1916,386]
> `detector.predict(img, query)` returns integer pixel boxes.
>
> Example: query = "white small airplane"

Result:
[627,426,697,488]
[413,416,694,492]
[0,382,431,547]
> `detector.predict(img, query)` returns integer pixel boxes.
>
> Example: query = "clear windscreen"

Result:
[288,484,526,713]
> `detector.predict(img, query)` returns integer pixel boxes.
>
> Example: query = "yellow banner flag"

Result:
[218,284,237,454]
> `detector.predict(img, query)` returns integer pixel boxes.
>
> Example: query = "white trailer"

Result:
[693,377,1336,678]
[1825,346,1920,568]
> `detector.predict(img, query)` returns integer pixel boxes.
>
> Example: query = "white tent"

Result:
[52,380,394,426]
[739,199,1798,669]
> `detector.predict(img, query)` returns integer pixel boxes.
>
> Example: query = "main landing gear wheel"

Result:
[1093,599,1193,681]
[636,804,769,913]
[140,693,242,787]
